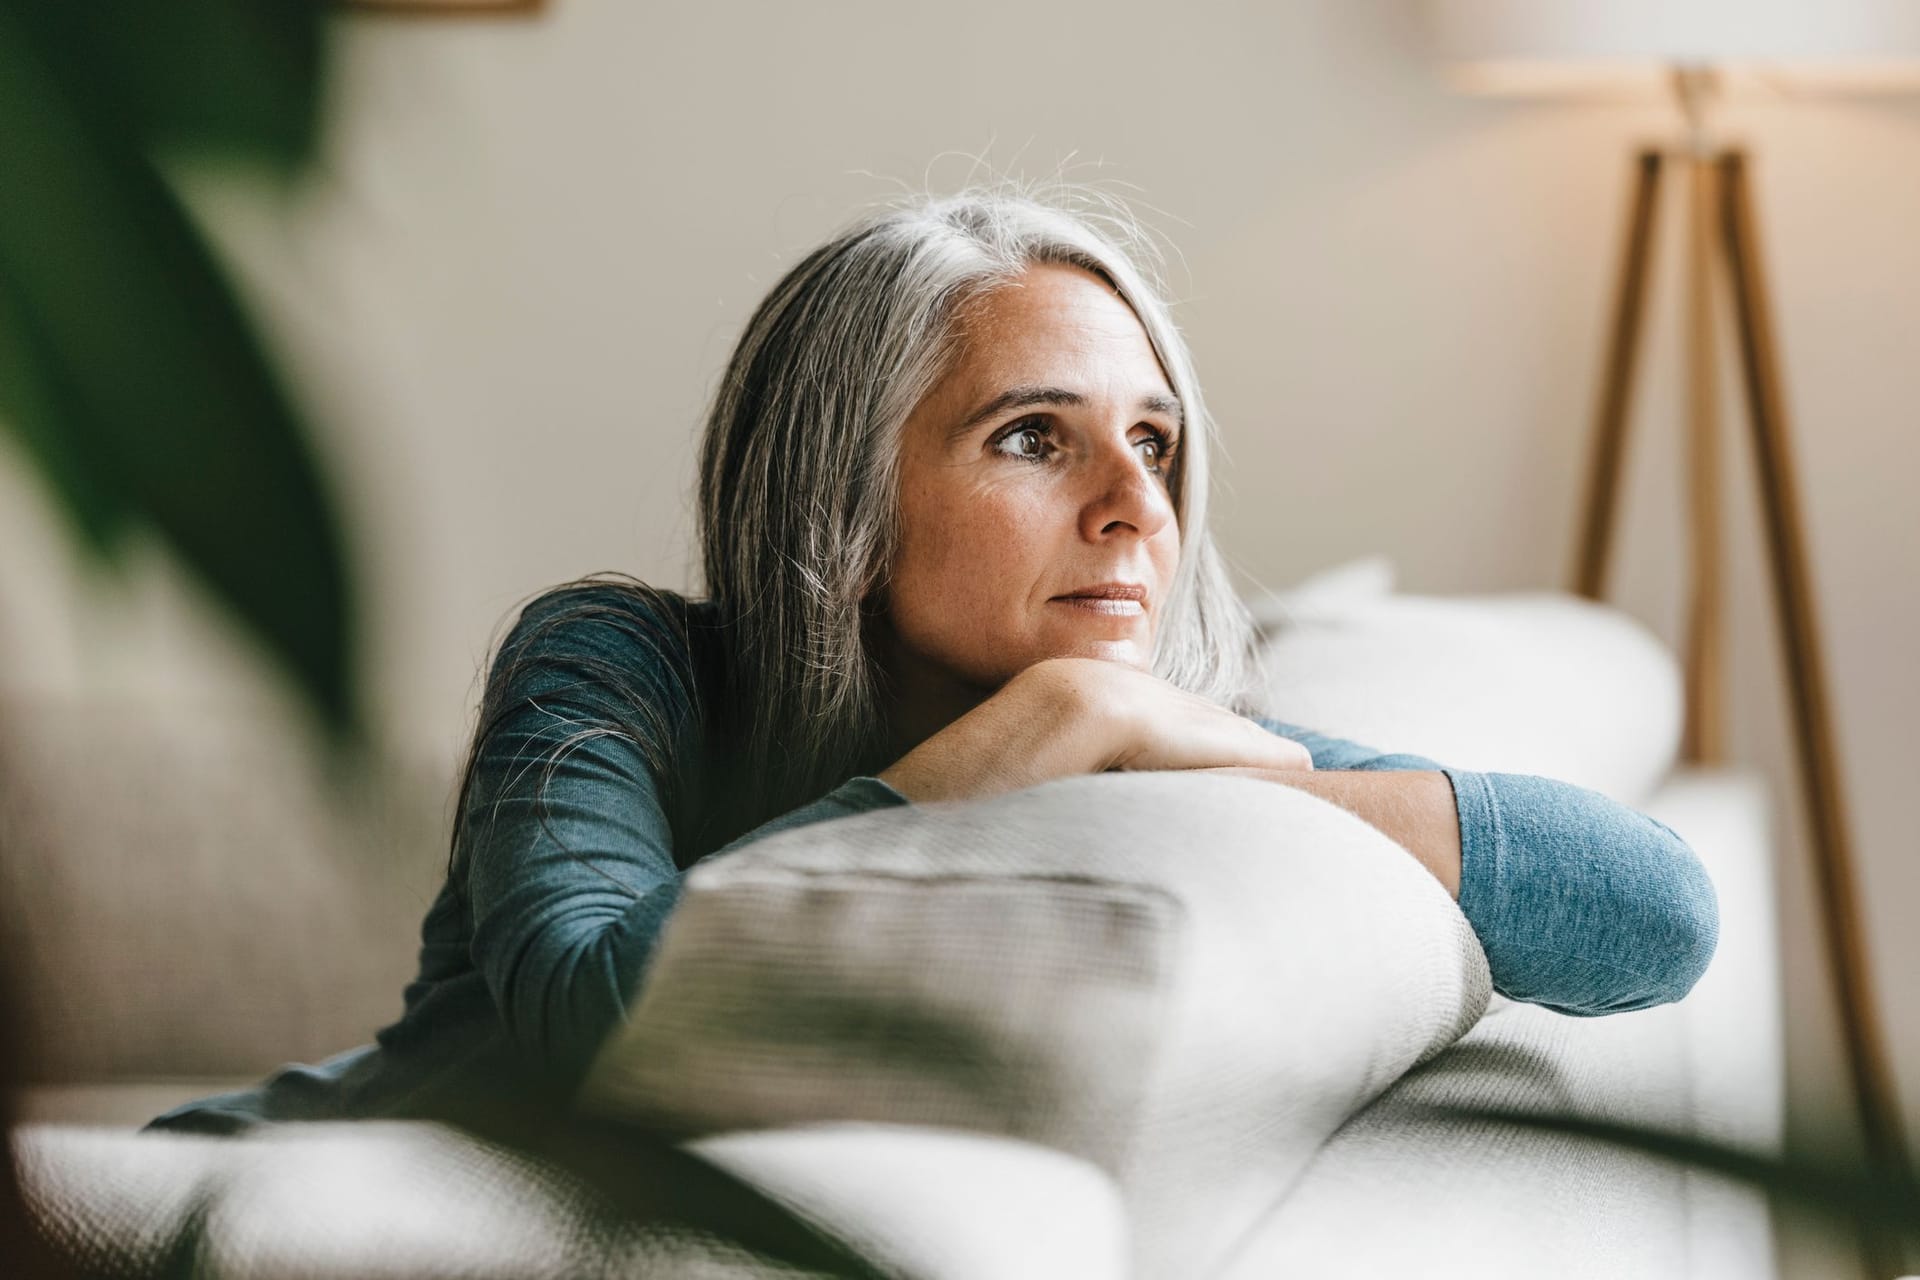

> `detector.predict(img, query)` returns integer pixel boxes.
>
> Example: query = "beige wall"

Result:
[1,3,1914,1272]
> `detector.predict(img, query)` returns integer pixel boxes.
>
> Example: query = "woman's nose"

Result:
[1077,437,1174,544]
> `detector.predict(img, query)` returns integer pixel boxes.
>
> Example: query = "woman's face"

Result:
[881,262,1183,701]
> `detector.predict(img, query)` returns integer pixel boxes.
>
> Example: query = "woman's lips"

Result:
[1051,596,1146,616]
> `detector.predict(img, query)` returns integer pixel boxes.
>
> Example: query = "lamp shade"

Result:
[1426,0,1920,97]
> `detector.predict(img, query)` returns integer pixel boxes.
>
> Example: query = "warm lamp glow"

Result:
[1426,0,1920,98]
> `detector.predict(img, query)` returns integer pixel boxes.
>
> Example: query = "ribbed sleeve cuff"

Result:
[1442,766,1505,946]
[1439,767,1720,1016]
[831,774,913,811]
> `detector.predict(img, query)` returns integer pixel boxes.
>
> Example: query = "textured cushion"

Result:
[1248,557,1683,806]
[1214,770,1781,1280]
[576,771,1492,1280]
[14,1119,1127,1280]
[684,1124,1130,1280]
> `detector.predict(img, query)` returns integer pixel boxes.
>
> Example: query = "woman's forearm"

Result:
[1234,721,1722,1014]
[1202,767,1462,899]
[876,661,1103,803]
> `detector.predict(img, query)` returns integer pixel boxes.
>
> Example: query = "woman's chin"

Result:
[1045,636,1153,669]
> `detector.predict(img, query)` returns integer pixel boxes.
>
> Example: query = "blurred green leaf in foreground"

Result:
[0,8,892,1276]
[1429,1102,1919,1276]
[0,0,360,753]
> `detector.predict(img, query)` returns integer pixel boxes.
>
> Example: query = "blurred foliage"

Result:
[425,1086,894,1279]
[0,0,357,751]
[0,5,887,1275]
[1429,1102,1919,1275]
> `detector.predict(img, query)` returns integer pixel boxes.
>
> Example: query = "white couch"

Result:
[5,566,1785,1278]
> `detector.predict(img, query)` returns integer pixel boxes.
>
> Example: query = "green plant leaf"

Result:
[0,266,134,562]
[0,0,325,166]
[0,6,358,747]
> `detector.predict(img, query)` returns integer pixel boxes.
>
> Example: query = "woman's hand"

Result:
[1056,658,1313,775]
[877,656,1311,804]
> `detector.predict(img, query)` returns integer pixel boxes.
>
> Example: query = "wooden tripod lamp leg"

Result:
[1717,148,1916,1278]
[1571,150,1664,601]
[1683,154,1727,766]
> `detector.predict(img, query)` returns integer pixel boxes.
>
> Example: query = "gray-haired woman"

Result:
[146,186,1718,1134]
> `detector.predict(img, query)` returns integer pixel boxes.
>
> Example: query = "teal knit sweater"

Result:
[146,583,1719,1135]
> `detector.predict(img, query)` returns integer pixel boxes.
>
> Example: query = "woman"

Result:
[147,185,1718,1134]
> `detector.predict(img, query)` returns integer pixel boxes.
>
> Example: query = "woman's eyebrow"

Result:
[1139,392,1184,429]
[948,384,1185,441]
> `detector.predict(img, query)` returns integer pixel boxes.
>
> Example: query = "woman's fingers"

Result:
[1112,682,1315,773]
[1219,714,1314,772]
[1260,733,1315,772]
[1013,656,1315,776]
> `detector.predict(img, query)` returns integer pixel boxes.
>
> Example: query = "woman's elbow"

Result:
[1649,826,1721,1004]
[1573,824,1722,1016]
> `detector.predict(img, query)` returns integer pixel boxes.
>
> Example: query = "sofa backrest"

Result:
[1251,577,1681,806]
[0,694,454,1083]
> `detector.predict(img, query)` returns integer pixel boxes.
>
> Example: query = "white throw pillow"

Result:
[577,771,1490,1280]
[1248,558,1682,806]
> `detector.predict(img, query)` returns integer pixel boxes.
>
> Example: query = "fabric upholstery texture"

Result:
[17,1118,1129,1280]
[1250,565,1683,807]
[578,770,1492,1280]
[1212,770,1781,1280]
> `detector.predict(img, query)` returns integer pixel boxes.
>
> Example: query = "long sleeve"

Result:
[458,586,901,1088]
[1253,716,1720,1017]
[457,589,695,1085]
[709,776,910,859]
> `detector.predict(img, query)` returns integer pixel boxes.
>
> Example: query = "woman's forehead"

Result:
[940,265,1174,401]
[953,262,1133,340]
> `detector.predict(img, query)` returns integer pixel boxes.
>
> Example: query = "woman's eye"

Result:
[994,420,1052,461]
[991,418,1175,472]
[1136,431,1175,474]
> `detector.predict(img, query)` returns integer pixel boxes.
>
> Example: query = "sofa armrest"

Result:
[1638,767,1784,1155]
[579,770,1491,1280]
[1205,765,1785,1280]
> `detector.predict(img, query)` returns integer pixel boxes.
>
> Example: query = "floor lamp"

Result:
[1425,4,1920,1277]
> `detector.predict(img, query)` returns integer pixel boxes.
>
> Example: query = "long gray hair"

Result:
[698,183,1261,833]
[451,183,1262,871]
